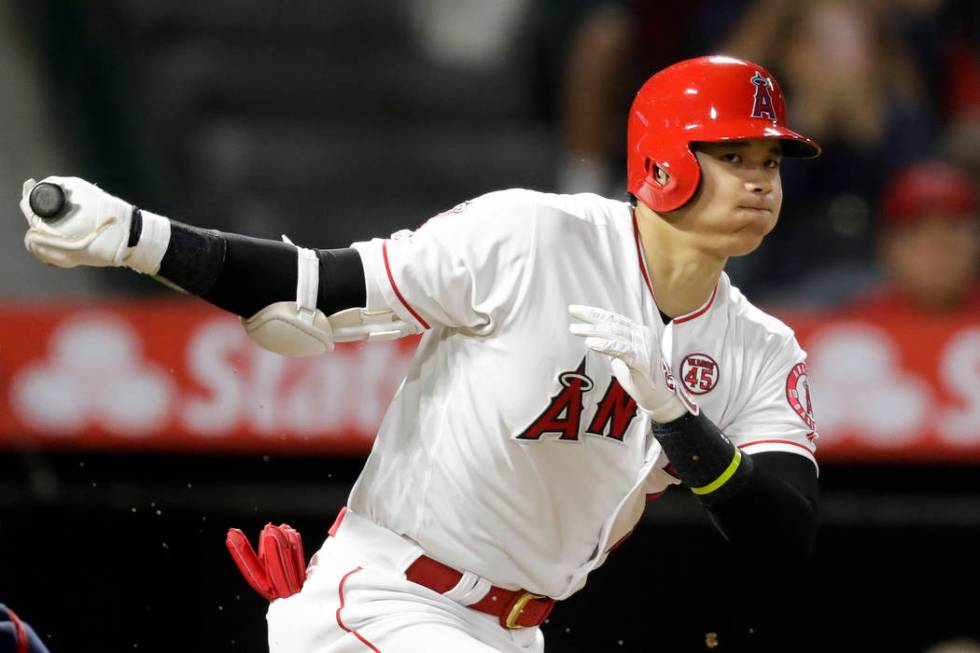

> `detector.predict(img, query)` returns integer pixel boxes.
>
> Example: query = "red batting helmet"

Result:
[627,55,821,213]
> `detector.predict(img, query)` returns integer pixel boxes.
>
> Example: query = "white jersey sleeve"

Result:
[723,329,819,468]
[351,189,536,333]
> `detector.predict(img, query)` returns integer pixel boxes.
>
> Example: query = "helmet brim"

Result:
[694,123,821,159]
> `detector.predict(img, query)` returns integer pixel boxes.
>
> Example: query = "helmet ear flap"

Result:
[636,146,700,213]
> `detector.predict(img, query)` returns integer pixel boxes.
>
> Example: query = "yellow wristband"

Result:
[690,449,742,496]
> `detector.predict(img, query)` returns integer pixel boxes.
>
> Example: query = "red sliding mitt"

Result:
[226,523,307,601]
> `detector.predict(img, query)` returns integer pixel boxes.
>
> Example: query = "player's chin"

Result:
[730,214,776,251]
[719,227,769,257]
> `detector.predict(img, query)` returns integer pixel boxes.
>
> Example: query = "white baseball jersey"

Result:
[349,189,818,600]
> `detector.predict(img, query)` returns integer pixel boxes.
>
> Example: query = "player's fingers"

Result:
[568,321,630,340]
[610,358,635,386]
[610,357,659,397]
[24,238,79,268]
[19,179,38,225]
[612,355,651,382]
[568,304,634,328]
[582,336,630,359]
[25,226,98,251]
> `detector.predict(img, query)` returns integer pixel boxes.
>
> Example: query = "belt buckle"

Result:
[505,591,545,629]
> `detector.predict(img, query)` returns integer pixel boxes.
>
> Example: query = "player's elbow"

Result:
[761,496,819,571]
[709,494,819,572]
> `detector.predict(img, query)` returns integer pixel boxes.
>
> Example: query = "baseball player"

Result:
[19,56,820,652]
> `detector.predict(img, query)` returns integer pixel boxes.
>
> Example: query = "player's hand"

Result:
[568,304,687,423]
[20,176,142,270]
[226,523,307,601]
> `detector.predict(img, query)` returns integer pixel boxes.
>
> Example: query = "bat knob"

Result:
[29,182,68,221]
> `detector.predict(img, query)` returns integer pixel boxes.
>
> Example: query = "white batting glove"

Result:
[20,176,170,274]
[568,304,688,423]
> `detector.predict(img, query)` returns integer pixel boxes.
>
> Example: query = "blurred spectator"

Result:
[856,160,979,314]
[546,0,712,196]
[0,604,50,653]
[888,0,980,188]
[553,0,632,195]
[408,0,530,72]
[718,0,939,301]
[939,2,980,189]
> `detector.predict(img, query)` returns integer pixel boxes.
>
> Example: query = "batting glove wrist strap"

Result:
[124,209,170,275]
[652,411,754,504]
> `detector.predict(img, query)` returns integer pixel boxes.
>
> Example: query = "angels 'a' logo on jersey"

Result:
[516,357,638,443]
[680,353,719,395]
[786,362,816,431]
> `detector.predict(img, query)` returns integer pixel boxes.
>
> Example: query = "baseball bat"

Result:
[28,182,68,221]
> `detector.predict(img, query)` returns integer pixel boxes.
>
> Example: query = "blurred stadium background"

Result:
[0,1,977,651]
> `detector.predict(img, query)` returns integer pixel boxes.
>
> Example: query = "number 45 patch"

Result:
[680,353,719,395]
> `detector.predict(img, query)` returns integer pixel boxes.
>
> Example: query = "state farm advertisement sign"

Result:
[0,300,977,461]
[786,309,980,462]
[0,300,413,453]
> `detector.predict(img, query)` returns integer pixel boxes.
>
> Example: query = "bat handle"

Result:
[29,182,68,221]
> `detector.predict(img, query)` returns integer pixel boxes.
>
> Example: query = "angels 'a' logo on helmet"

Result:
[750,71,776,121]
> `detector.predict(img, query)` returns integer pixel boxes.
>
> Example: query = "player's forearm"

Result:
[704,452,818,568]
[652,412,818,567]
[135,217,366,318]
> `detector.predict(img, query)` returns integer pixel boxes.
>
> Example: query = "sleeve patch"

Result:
[785,362,816,431]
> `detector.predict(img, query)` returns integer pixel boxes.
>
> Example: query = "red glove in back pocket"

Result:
[226,523,306,601]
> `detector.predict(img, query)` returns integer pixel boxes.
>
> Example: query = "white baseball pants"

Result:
[266,510,546,653]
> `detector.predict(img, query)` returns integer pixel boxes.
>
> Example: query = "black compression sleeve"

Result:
[651,411,818,567]
[317,248,367,315]
[158,221,227,296]
[157,222,366,318]
[705,452,818,568]
[200,232,301,317]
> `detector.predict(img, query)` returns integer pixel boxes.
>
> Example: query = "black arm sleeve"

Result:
[156,221,366,318]
[705,451,818,569]
[651,411,818,568]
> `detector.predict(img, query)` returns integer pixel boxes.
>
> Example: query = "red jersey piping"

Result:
[328,506,348,537]
[6,607,28,653]
[382,240,430,330]
[673,285,718,324]
[336,567,382,652]
[631,208,655,298]
[737,439,816,454]
[631,208,718,324]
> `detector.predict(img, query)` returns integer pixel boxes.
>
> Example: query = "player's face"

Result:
[677,139,784,257]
